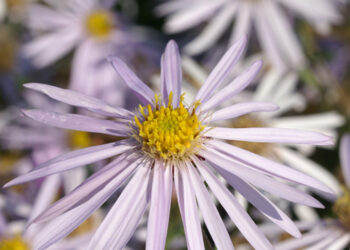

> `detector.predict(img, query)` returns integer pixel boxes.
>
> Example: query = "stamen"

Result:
[134,92,204,161]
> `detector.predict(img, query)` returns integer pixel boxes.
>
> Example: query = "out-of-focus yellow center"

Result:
[333,187,350,229]
[134,93,204,160]
[85,10,114,39]
[0,29,18,72]
[0,235,30,250]
[5,0,26,9]
[230,115,268,155]
[68,131,92,149]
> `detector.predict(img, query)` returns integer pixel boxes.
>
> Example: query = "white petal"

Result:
[327,233,350,250]
[274,146,341,198]
[184,3,237,55]
[229,3,252,45]
[164,0,227,33]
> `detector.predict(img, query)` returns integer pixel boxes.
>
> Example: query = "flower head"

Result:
[159,0,343,69]
[5,39,335,250]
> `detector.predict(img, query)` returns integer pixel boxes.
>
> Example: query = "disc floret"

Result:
[333,187,350,229]
[134,92,204,161]
[0,235,30,250]
[85,10,114,39]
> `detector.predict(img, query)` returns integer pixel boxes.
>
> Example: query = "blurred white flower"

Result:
[159,0,343,70]
[269,134,350,250]
[181,56,345,198]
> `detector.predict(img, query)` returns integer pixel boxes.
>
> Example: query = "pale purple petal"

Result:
[162,40,182,107]
[109,57,155,105]
[185,162,234,250]
[200,60,262,112]
[195,36,247,103]
[4,140,135,187]
[160,55,169,104]
[32,154,141,224]
[174,165,204,250]
[23,27,80,68]
[205,127,333,145]
[88,167,151,250]
[23,109,129,136]
[24,83,133,118]
[207,102,279,123]
[28,174,61,223]
[212,163,301,238]
[340,134,350,188]
[146,161,173,250]
[193,157,273,249]
[26,4,72,30]
[28,160,137,250]
[201,143,329,205]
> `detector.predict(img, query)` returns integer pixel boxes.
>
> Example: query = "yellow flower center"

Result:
[0,28,18,72]
[333,187,350,229]
[134,93,204,161]
[0,235,30,250]
[230,115,269,155]
[6,0,26,10]
[85,10,114,39]
[68,131,92,149]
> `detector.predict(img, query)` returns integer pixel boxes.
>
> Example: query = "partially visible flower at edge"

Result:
[158,0,343,70]
[267,134,350,250]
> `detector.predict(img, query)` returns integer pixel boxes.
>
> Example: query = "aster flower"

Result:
[158,0,343,69]
[5,39,335,250]
[269,134,350,250]
[23,0,154,106]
